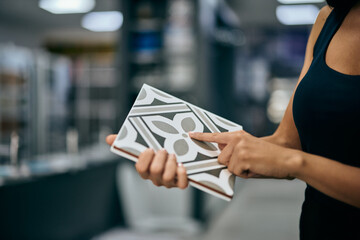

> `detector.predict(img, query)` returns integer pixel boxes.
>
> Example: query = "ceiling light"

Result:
[276,5,319,25]
[81,11,123,32]
[39,0,95,14]
[278,0,324,4]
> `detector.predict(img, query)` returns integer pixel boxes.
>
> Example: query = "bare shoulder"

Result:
[308,6,333,47]
[300,5,332,69]
[297,6,332,74]
[317,5,333,22]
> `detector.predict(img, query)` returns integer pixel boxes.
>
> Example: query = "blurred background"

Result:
[0,0,325,239]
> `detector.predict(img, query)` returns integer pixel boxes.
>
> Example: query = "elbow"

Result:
[271,133,302,150]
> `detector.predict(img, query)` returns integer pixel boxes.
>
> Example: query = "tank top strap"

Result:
[313,6,353,60]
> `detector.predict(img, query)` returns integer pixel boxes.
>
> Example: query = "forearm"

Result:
[289,150,360,208]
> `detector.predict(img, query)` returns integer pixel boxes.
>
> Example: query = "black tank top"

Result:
[292,6,360,240]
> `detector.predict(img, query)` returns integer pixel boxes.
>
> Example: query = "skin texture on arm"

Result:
[262,6,333,150]
[294,151,360,208]
[189,131,360,208]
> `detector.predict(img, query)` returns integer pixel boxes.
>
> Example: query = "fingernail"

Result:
[178,162,183,167]
[188,132,194,136]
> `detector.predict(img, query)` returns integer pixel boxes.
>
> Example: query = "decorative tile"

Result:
[111,84,243,201]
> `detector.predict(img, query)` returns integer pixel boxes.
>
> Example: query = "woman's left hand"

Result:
[189,130,300,179]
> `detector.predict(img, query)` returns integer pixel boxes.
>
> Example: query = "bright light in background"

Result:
[39,0,95,14]
[276,5,319,25]
[81,11,123,32]
[278,0,324,4]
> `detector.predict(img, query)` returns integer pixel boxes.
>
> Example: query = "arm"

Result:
[292,151,360,208]
[190,130,360,208]
[263,6,333,150]
[260,7,360,207]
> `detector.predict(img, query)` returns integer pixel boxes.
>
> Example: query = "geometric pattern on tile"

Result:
[206,111,243,132]
[188,168,235,201]
[129,117,162,151]
[111,84,243,201]
[112,120,147,162]
[135,85,181,106]
[143,112,219,163]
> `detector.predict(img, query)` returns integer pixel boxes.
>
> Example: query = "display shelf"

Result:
[0,45,32,164]
[0,43,120,164]
[0,143,118,186]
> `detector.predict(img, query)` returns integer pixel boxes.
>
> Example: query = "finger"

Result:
[228,147,247,177]
[106,134,117,146]
[189,132,230,144]
[135,148,154,179]
[217,143,235,165]
[176,163,188,189]
[149,149,168,185]
[162,154,177,188]
[218,143,227,150]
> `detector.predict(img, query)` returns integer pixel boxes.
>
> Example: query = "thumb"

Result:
[106,134,117,146]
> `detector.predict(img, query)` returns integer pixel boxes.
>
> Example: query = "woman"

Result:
[107,0,360,238]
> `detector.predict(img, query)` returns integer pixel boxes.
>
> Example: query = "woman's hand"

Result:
[106,134,188,189]
[189,131,301,179]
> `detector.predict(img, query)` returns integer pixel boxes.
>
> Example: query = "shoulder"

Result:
[307,6,333,52]
[317,5,333,21]
[313,5,333,32]
[297,6,333,81]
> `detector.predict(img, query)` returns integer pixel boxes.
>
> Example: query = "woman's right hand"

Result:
[136,148,188,189]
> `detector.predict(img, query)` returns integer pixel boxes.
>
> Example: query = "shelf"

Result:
[0,144,117,185]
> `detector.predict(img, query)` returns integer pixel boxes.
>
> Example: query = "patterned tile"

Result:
[111,84,243,201]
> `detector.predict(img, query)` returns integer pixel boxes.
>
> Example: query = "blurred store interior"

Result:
[0,0,325,239]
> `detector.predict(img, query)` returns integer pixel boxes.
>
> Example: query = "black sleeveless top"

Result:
[292,6,360,240]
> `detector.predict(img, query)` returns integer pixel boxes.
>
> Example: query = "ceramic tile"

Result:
[111,84,243,201]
